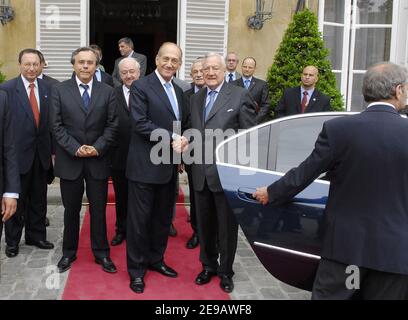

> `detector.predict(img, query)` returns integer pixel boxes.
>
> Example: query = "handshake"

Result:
[172,135,189,154]
[76,145,99,157]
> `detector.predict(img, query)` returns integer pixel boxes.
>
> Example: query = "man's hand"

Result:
[172,135,189,154]
[76,145,99,157]
[1,197,17,222]
[253,187,269,205]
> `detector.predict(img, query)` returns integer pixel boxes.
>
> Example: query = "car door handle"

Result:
[237,187,259,203]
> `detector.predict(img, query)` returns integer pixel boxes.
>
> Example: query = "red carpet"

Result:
[62,184,230,300]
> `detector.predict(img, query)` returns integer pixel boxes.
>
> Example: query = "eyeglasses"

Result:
[120,69,138,76]
[22,63,40,69]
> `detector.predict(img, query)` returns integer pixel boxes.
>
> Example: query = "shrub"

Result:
[267,9,344,117]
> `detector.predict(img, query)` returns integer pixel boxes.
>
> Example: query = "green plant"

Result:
[267,9,344,117]
[0,62,6,83]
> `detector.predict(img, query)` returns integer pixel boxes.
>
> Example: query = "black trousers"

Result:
[111,168,128,236]
[126,174,177,279]
[185,165,197,234]
[5,152,48,246]
[194,180,238,277]
[60,168,109,260]
[312,258,408,300]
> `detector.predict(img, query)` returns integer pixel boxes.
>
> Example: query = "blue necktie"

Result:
[164,82,179,120]
[228,73,234,83]
[244,79,250,89]
[204,90,217,122]
[80,84,90,112]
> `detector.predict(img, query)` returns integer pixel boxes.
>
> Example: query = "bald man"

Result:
[110,57,140,247]
[274,66,331,118]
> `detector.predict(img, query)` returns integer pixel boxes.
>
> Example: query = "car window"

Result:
[275,116,339,173]
[217,125,270,170]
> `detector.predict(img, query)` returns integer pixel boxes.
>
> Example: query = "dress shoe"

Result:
[130,277,145,294]
[169,223,177,237]
[45,217,50,227]
[5,245,19,258]
[220,275,234,293]
[25,240,54,250]
[57,256,77,273]
[195,270,216,285]
[186,232,199,249]
[111,233,125,246]
[149,262,178,277]
[95,257,117,273]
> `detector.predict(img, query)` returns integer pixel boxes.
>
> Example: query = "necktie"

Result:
[125,88,130,109]
[204,90,217,122]
[244,79,250,89]
[228,73,234,83]
[80,84,90,112]
[164,82,179,120]
[95,69,102,82]
[301,91,308,113]
[29,83,40,128]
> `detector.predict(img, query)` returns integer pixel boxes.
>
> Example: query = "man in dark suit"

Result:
[0,90,20,242]
[51,47,118,274]
[232,57,270,124]
[224,52,241,83]
[0,49,54,258]
[188,53,256,293]
[37,50,59,88]
[112,37,147,87]
[274,65,331,118]
[126,42,187,294]
[183,57,205,249]
[90,44,114,87]
[254,62,408,300]
[110,57,140,246]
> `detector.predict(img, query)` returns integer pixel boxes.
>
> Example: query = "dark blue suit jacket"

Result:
[267,104,408,275]
[0,76,52,174]
[0,90,20,195]
[50,78,118,180]
[126,71,184,184]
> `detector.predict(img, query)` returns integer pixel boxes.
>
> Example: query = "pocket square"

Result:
[227,109,234,112]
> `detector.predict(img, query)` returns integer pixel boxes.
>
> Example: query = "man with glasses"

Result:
[0,49,54,258]
[110,57,140,247]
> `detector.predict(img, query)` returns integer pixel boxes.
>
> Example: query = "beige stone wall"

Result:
[0,0,36,80]
[227,0,318,80]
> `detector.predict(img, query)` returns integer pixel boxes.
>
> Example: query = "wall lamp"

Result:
[0,0,15,25]
[247,0,274,30]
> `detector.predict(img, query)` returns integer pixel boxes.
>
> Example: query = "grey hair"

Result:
[190,57,204,70]
[118,57,140,71]
[118,37,134,49]
[363,62,408,102]
[70,47,100,65]
[203,52,226,69]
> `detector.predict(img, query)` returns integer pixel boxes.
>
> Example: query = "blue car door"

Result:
[216,113,352,290]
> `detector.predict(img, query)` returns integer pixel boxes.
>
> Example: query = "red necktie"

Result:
[301,91,308,113]
[29,83,40,128]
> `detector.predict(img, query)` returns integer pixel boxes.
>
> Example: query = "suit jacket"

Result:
[275,86,331,118]
[267,104,408,275]
[110,86,131,171]
[126,72,185,184]
[189,82,256,193]
[0,77,52,174]
[50,78,118,180]
[112,51,147,86]
[41,74,60,87]
[0,90,20,195]
[232,77,270,124]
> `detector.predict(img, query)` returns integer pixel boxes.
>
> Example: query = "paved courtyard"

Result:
[0,176,310,300]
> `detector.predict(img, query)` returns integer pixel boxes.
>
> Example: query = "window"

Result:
[319,0,408,111]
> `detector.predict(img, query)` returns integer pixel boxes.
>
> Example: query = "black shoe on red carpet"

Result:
[95,257,117,273]
[130,277,145,294]
[149,262,178,277]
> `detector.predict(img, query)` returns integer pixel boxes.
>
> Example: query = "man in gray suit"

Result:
[188,52,256,293]
[51,47,118,274]
[112,37,147,87]
[224,52,241,83]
